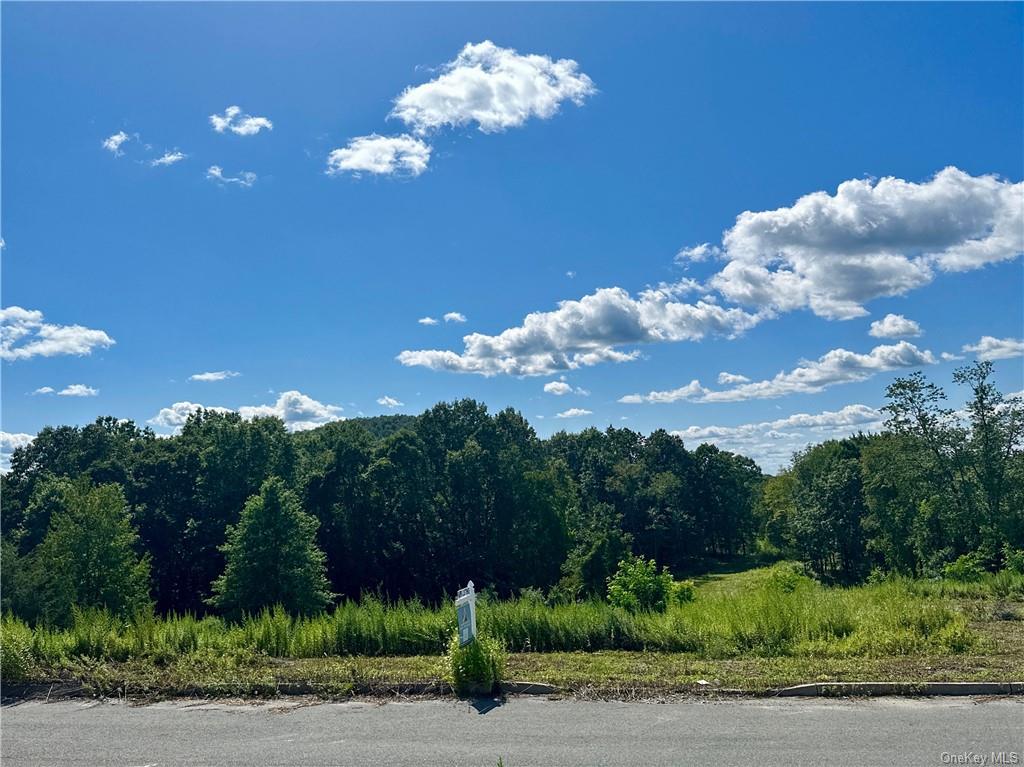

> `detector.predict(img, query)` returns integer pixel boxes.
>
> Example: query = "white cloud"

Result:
[148,402,232,432]
[391,40,595,134]
[671,404,885,472]
[675,243,720,264]
[444,312,467,323]
[58,384,98,397]
[621,341,937,404]
[206,165,257,188]
[102,131,130,155]
[377,395,404,408]
[555,407,593,419]
[326,134,431,177]
[717,371,750,385]
[151,151,187,167]
[208,166,256,187]
[544,381,572,396]
[0,431,34,473]
[238,391,344,432]
[869,313,922,339]
[32,387,55,395]
[189,370,240,382]
[566,271,576,279]
[150,391,344,434]
[1,307,115,361]
[418,317,439,325]
[398,283,761,377]
[962,336,1024,361]
[543,380,588,396]
[707,167,1022,320]
[210,106,273,136]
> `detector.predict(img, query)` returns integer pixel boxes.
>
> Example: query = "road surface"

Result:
[2,696,1022,766]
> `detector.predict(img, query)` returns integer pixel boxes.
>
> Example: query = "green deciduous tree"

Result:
[208,477,332,617]
[30,480,152,626]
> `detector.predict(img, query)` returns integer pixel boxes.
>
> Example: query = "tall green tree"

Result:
[30,480,152,625]
[208,477,332,617]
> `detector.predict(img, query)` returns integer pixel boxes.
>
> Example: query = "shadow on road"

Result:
[469,696,504,715]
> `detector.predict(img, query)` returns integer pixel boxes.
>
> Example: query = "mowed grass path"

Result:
[4,564,1023,697]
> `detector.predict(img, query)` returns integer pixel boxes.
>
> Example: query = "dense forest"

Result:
[2,361,1021,626]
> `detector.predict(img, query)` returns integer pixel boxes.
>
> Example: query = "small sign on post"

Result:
[455,580,477,646]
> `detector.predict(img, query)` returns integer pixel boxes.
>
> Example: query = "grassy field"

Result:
[3,564,1023,698]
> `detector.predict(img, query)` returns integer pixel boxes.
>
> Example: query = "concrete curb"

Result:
[775,681,1024,697]
[501,681,559,695]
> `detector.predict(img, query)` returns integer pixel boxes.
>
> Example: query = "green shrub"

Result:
[607,556,673,613]
[1,615,35,683]
[943,553,986,582]
[445,632,506,696]
[1002,546,1024,575]
[671,580,696,605]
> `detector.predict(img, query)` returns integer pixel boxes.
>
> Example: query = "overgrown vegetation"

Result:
[446,631,506,695]
[5,564,1016,669]
[1,362,1021,689]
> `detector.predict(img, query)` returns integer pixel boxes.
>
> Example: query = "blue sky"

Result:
[2,2,1022,471]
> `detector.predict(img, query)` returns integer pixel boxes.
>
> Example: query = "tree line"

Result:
[1,361,1020,625]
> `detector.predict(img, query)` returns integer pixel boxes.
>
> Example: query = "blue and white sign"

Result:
[455,580,477,646]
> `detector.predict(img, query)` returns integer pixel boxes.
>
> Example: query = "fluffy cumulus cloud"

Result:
[377,395,404,408]
[326,134,431,177]
[706,167,1022,320]
[209,106,273,136]
[0,431,34,473]
[543,380,589,396]
[151,151,187,167]
[148,401,232,431]
[444,312,467,323]
[555,407,592,419]
[189,370,240,382]
[391,41,596,134]
[717,371,750,385]
[1,307,115,361]
[206,165,257,187]
[398,283,761,377]
[962,336,1024,361]
[237,391,344,432]
[149,391,344,434]
[58,384,98,397]
[671,404,885,472]
[102,131,130,155]
[621,341,937,404]
[869,313,922,338]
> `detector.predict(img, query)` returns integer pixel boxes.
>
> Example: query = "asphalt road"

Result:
[2,696,1022,767]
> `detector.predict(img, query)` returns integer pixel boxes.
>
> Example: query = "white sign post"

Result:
[455,580,477,646]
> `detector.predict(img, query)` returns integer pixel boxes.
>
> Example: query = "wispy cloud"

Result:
[555,407,593,419]
[206,165,257,187]
[102,131,130,155]
[210,106,273,136]
[377,395,404,408]
[418,317,439,326]
[443,312,467,323]
[151,151,187,167]
[189,370,240,382]
[543,380,589,396]
[620,341,938,404]
[1,307,115,361]
[671,404,885,472]
[32,387,55,395]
